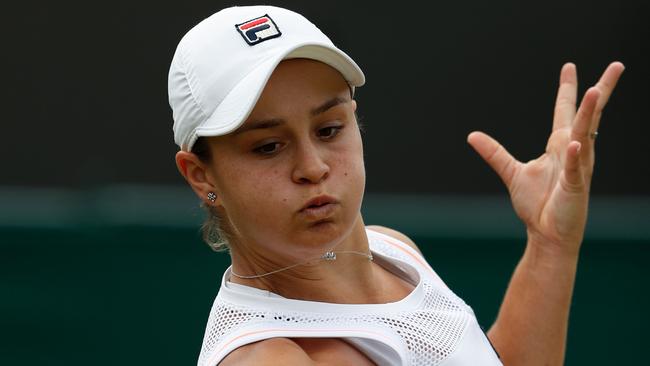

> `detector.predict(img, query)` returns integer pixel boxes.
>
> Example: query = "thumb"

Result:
[467,131,519,187]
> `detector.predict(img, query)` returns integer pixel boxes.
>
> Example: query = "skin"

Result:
[177,58,625,365]
[470,61,625,365]
[177,59,413,304]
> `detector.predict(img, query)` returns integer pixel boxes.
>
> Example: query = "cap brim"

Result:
[188,42,364,149]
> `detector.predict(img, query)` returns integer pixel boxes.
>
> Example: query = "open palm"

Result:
[468,62,625,254]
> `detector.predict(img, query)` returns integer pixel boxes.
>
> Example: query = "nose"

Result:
[291,140,330,184]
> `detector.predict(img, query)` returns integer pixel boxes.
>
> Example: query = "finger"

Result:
[553,62,578,132]
[591,61,625,132]
[571,87,600,145]
[595,62,625,106]
[467,131,520,187]
[561,141,585,192]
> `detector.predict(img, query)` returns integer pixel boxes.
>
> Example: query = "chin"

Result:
[306,214,358,244]
[307,219,337,232]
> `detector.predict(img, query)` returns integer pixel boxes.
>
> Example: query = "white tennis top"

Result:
[197,228,503,366]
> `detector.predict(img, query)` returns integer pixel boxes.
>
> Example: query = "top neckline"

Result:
[218,237,426,314]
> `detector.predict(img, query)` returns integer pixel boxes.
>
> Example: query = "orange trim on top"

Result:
[369,231,436,277]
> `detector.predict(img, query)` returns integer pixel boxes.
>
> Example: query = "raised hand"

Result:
[467,62,625,256]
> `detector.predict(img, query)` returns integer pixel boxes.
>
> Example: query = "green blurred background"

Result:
[1,187,648,365]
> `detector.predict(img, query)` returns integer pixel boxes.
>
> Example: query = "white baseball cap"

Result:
[168,5,366,152]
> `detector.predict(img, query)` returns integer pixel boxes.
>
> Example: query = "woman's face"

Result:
[205,59,365,259]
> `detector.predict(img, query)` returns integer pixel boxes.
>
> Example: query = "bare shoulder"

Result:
[219,337,315,366]
[366,225,423,256]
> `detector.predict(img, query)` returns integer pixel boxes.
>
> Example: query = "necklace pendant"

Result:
[322,251,337,260]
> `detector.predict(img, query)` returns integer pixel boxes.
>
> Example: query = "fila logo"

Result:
[235,14,282,46]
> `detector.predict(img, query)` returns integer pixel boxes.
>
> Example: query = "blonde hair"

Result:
[200,202,231,252]
[192,137,232,252]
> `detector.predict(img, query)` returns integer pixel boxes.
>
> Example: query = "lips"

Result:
[300,195,338,212]
[299,195,338,221]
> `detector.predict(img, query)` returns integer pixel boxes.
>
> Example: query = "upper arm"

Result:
[366,225,423,256]
[219,337,316,366]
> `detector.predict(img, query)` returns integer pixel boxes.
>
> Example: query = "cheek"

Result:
[218,163,290,229]
[341,129,366,178]
[334,133,366,199]
[340,152,365,186]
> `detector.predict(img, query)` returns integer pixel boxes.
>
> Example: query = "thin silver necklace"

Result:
[230,250,374,279]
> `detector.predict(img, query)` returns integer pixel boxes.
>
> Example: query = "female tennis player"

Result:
[168,5,624,366]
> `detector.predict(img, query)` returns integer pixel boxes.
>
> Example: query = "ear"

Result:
[175,151,224,206]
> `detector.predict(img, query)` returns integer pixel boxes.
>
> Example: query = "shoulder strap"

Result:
[366,227,449,290]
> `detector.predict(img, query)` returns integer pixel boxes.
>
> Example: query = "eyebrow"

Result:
[310,96,348,116]
[232,118,284,136]
[232,96,349,136]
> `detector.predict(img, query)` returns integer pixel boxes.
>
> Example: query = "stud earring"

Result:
[207,192,217,203]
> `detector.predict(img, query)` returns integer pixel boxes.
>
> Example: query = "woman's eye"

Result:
[318,126,343,139]
[254,142,281,155]
[252,127,342,155]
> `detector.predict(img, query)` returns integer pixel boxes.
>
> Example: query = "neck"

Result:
[228,215,389,304]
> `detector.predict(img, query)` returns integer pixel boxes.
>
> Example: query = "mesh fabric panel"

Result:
[197,233,473,366]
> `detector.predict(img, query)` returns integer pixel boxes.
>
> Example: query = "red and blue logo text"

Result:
[235,15,282,46]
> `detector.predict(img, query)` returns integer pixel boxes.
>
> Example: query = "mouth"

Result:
[300,195,338,212]
[299,195,339,220]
